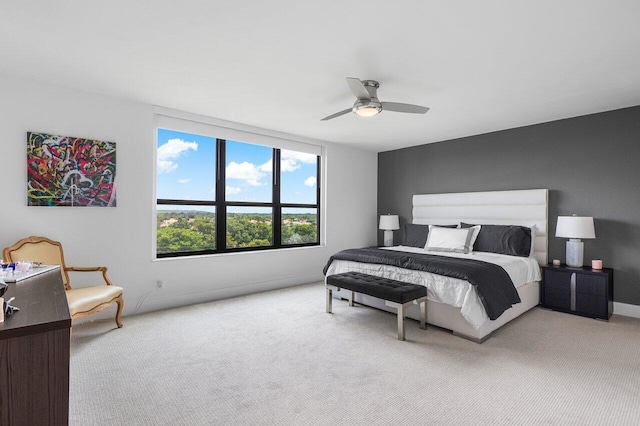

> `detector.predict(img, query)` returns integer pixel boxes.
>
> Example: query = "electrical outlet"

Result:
[156,279,164,289]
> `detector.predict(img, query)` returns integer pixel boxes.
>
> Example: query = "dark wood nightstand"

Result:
[541,264,613,320]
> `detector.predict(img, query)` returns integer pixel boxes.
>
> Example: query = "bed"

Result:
[324,189,548,342]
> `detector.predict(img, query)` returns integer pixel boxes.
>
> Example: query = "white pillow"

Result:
[424,226,475,254]
[455,223,481,248]
[468,225,481,249]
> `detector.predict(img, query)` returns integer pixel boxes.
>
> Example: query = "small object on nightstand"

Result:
[541,264,613,320]
[552,259,561,266]
[592,259,603,270]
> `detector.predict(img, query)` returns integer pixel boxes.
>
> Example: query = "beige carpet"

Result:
[70,282,640,425]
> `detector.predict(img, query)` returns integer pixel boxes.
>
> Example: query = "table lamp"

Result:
[555,215,595,267]
[379,214,399,247]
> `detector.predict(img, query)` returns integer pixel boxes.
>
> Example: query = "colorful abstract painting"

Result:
[27,132,117,207]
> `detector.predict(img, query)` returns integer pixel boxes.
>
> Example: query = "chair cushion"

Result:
[66,285,123,316]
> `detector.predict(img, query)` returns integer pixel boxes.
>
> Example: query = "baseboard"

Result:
[140,272,323,313]
[614,302,640,319]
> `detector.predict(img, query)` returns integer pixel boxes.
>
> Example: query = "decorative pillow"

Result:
[404,224,456,248]
[424,226,475,254]
[528,224,537,258]
[467,224,482,248]
[460,223,532,257]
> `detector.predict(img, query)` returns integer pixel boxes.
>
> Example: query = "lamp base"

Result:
[566,239,584,267]
[383,230,394,247]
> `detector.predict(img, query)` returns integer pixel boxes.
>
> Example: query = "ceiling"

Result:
[2,1,640,152]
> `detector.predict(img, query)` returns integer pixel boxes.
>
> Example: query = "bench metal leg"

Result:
[397,304,405,340]
[418,297,427,330]
[327,281,427,341]
[326,285,342,314]
[386,298,428,341]
[385,301,407,341]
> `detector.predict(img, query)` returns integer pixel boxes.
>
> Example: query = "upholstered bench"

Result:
[326,271,427,341]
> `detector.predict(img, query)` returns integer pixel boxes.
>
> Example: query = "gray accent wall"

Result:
[378,106,640,306]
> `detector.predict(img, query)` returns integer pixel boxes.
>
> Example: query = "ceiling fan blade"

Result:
[346,77,371,101]
[321,108,352,121]
[381,102,430,114]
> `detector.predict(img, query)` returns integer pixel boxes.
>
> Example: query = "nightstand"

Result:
[541,264,613,320]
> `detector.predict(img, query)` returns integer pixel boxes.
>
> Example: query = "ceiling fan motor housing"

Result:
[352,80,382,116]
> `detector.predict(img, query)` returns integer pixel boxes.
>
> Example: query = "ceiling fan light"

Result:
[353,104,381,117]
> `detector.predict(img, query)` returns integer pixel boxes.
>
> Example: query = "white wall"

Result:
[0,74,377,319]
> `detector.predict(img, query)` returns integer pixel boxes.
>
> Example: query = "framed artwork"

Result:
[27,132,117,207]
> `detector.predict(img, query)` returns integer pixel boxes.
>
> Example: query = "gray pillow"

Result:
[460,223,532,257]
[404,224,457,248]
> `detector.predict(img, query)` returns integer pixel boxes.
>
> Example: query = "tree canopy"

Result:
[157,211,317,254]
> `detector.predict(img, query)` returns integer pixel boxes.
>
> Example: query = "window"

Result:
[156,127,320,258]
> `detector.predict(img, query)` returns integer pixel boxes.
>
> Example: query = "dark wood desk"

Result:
[0,267,71,426]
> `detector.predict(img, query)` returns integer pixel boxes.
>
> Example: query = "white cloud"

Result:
[226,161,267,186]
[157,160,178,174]
[281,158,300,172]
[158,138,198,160]
[279,150,317,173]
[178,179,189,184]
[282,150,317,164]
[226,186,242,195]
[259,159,272,172]
[258,157,300,172]
[157,138,198,174]
[304,176,317,187]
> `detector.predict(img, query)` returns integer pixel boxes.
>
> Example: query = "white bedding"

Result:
[324,245,541,329]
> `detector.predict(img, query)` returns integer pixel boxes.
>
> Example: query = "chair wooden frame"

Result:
[3,236,123,328]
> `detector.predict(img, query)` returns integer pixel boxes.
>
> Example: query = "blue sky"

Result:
[157,129,317,210]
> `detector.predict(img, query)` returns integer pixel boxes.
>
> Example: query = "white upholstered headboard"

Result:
[412,189,548,265]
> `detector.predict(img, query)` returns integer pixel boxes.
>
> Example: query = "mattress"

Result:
[324,245,541,329]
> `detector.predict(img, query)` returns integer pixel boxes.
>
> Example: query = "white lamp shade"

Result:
[379,215,399,230]
[555,216,596,239]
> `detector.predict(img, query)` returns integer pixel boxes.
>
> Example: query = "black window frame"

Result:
[157,137,321,258]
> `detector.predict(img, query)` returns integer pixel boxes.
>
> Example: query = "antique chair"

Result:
[3,236,123,328]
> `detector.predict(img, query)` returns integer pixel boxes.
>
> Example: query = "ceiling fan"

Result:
[321,77,430,121]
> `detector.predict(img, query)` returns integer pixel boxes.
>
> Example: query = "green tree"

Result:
[158,211,317,252]
[242,239,271,247]
[157,227,206,253]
